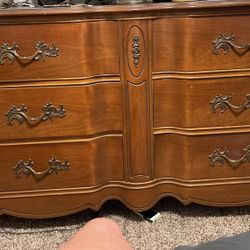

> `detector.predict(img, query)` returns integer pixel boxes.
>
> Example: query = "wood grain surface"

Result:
[0,83,122,140]
[154,77,250,129]
[153,16,250,72]
[0,22,119,81]
[1,1,250,218]
[0,136,123,191]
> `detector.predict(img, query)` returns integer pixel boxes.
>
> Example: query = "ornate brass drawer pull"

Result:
[209,146,250,169]
[6,103,66,126]
[0,41,59,65]
[210,94,250,114]
[132,35,140,67]
[212,34,250,55]
[13,158,70,179]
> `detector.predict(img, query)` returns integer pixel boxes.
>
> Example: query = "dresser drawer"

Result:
[0,21,119,82]
[155,133,250,180]
[154,77,250,129]
[0,136,123,192]
[0,83,122,140]
[153,16,250,72]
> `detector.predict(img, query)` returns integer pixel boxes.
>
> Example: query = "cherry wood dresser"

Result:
[1,0,250,218]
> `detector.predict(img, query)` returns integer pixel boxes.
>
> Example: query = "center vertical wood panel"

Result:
[122,20,152,182]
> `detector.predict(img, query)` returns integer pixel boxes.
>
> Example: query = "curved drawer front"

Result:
[155,133,250,180]
[154,77,250,129]
[0,136,123,191]
[0,21,119,81]
[0,83,122,140]
[153,16,250,72]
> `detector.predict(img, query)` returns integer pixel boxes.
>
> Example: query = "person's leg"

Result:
[59,217,134,250]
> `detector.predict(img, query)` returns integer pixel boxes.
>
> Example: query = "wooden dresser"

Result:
[1,0,250,218]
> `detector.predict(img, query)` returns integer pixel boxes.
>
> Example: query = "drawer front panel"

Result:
[0,83,122,140]
[153,16,250,72]
[154,77,250,129]
[0,22,119,81]
[155,133,250,180]
[0,136,123,191]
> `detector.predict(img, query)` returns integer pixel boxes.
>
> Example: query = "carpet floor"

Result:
[0,198,250,250]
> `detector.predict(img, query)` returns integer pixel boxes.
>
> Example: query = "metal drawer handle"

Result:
[5,103,66,126]
[212,34,250,55]
[210,94,250,114]
[0,41,59,65]
[209,146,250,169]
[13,158,70,179]
[132,35,140,67]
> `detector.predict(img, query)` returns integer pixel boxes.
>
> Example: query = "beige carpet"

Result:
[0,198,250,250]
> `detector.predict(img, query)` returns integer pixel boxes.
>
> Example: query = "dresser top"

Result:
[1,0,250,22]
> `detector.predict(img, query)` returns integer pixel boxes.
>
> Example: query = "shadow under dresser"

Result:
[1,0,250,218]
